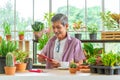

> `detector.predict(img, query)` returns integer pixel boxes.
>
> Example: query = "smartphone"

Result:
[37,54,52,62]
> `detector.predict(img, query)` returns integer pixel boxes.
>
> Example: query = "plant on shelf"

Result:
[100,11,118,30]
[73,20,84,40]
[4,52,16,75]
[18,31,24,40]
[2,21,11,40]
[31,21,44,40]
[69,60,77,74]
[87,23,98,40]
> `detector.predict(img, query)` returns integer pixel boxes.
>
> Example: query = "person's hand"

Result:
[37,54,46,63]
[49,59,60,68]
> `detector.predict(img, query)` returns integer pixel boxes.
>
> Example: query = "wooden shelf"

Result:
[81,40,120,43]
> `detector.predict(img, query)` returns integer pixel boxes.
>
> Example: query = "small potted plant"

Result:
[69,61,77,74]
[4,52,16,75]
[73,20,83,40]
[18,31,24,40]
[87,23,98,40]
[2,21,11,41]
[31,21,44,40]
[14,50,28,72]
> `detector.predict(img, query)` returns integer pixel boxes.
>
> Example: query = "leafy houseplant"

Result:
[2,21,11,40]
[87,57,96,65]
[73,20,83,40]
[18,31,24,40]
[83,43,103,59]
[0,39,17,74]
[101,52,117,66]
[100,11,118,30]
[32,21,44,40]
[13,50,28,72]
[87,23,98,40]
[4,52,16,75]
[0,39,17,57]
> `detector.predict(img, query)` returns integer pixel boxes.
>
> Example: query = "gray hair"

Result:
[51,13,68,26]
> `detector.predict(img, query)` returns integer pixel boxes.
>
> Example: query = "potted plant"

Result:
[0,39,17,74]
[4,52,16,75]
[13,50,28,72]
[73,20,83,40]
[83,43,103,59]
[100,11,118,30]
[100,11,120,40]
[2,21,11,41]
[18,31,24,40]
[69,61,77,74]
[87,23,98,40]
[31,21,44,40]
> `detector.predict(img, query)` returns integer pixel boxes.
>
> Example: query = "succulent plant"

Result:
[69,61,77,68]
[6,52,14,67]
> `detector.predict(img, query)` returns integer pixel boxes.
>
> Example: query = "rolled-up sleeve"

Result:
[74,40,85,62]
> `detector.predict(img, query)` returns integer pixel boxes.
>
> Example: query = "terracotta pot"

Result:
[19,35,24,40]
[15,63,27,72]
[69,68,77,74]
[6,35,11,41]
[4,66,16,75]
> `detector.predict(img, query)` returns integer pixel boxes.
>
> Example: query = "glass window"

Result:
[0,0,14,37]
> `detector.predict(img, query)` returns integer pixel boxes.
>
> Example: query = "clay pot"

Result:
[69,68,77,74]
[19,35,24,40]
[15,63,27,72]
[6,35,11,41]
[4,66,16,75]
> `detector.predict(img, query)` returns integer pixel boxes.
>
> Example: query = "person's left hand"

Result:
[49,59,60,68]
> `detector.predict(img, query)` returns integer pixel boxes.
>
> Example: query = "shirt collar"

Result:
[52,32,72,41]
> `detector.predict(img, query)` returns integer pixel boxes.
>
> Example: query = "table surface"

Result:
[0,69,120,80]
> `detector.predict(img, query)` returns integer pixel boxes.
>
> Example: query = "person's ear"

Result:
[65,24,69,29]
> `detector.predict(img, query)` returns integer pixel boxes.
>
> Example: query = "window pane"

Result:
[0,0,14,37]
[87,0,102,30]
[105,0,119,13]
[16,0,33,31]
[34,0,49,21]
[52,0,67,14]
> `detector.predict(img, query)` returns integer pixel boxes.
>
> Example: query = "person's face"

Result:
[52,21,68,40]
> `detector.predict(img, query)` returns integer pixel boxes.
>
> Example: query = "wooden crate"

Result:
[101,31,120,40]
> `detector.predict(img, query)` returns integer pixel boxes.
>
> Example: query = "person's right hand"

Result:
[38,54,46,63]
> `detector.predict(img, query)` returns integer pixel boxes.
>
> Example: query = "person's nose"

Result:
[53,28,58,33]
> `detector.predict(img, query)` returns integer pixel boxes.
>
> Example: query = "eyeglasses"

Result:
[56,40,60,53]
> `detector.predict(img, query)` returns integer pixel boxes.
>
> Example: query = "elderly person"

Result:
[38,13,85,69]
